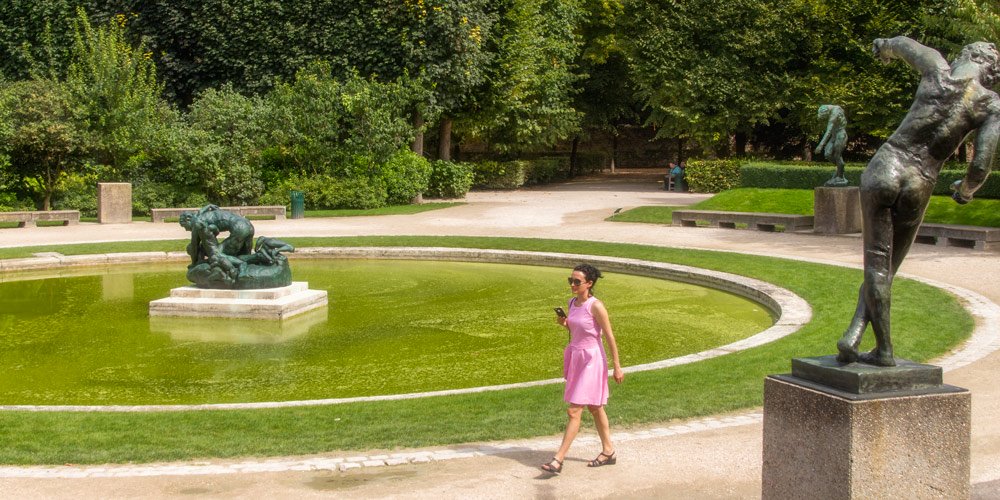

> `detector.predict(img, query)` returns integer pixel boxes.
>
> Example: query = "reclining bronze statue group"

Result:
[179,204,295,289]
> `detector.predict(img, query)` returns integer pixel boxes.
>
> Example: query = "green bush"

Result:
[261,173,387,210]
[740,162,1000,199]
[685,159,741,193]
[51,171,98,217]
[0,192,33,212]
[740,163,865,189]
[472,161,528,189]
[525,157,568,185]
[426,160,474,198]
[379,150,432,204]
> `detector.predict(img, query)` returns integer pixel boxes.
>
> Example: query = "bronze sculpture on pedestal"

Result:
[839,37,1000,366]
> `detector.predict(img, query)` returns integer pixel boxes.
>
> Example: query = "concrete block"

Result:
[762,375,970,499]
[814,186,862,234]
[97,182,132,224]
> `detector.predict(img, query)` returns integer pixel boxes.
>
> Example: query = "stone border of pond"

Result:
[0,247,811,412]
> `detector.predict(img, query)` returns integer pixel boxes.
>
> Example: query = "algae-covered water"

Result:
[0,260,772,405]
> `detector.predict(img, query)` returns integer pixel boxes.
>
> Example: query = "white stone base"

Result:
[149,282,328,320]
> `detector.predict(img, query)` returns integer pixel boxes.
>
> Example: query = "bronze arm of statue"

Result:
[837,36,1000,367]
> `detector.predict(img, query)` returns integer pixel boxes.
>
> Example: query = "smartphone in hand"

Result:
[554,307,567,318]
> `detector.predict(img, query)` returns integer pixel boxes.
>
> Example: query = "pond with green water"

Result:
[0,260,772,405]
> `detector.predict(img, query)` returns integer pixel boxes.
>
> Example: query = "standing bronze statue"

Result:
[815,104,849,186]
[838,37,1000,366]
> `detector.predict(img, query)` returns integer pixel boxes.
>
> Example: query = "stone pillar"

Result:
[97,182,132,224]
[814,186,862,234]
[762,356,970,499]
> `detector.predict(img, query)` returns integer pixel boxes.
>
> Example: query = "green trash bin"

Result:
[290,190,305,219]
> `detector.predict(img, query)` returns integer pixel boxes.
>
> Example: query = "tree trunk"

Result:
[734,132,748,157]
[610,135,618,173]
[570,136,579,177]
[411,110,424,156]
[438,118,452,161]
[803,139,813,162]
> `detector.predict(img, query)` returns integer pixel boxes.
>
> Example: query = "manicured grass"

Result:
[0,203,462,228]
[608,188,1000,227]
[0,236,972,464]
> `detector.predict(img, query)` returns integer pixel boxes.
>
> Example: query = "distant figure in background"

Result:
[816,104,849,187]
[838,36,1000,367]
[668,162,684,191]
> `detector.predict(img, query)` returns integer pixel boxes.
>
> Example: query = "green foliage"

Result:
[261,173,387,210]
[264,63,417,176]
[65,9,172,174]
[740,163,866,189]
[426,160,474,198]
[472,160,528,189]
[740,162,1000,199]
[625,0,807,144]
[379,149,433,205]
[465,0,583,151]
[684,159,741,193]
[0,78,91,210]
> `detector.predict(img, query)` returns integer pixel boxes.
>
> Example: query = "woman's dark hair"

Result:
[573,263,602,295]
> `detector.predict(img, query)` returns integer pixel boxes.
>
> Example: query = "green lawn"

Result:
[0,235,972,464]
[0,202,463,228]
[609,188,1000,227]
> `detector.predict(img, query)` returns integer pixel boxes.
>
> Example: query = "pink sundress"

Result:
[563,296,609,406]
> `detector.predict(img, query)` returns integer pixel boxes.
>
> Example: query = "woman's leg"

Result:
[589,405,615,455]
[553,405,585,462]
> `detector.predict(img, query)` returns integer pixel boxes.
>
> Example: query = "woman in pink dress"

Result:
[541,264,623,474]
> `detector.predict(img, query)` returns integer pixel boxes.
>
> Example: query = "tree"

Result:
[65,9,172,175]
[625,0,808,153]
[461,0,584,153]
[1,78,91,210]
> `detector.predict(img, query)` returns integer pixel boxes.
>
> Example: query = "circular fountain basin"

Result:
[0,249,804,408]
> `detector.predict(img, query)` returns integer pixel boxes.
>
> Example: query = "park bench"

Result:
[0,210,80,228]
[151,206,286,223]
[915,223,1000,251]
[671,210,814,232]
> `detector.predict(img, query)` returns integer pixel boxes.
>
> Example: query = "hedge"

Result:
[470,157,570,190]
[740,162,1000,199]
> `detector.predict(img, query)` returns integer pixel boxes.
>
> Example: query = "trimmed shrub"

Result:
[426,160,474,198]
[525,157,568,185]
[740,163,865,189]
[685,159,741,193]
[379,150,432,204]
[740,162,1000,199]
[260,173,387,209]
[472,161,528,189]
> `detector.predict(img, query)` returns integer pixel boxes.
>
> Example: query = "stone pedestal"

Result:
[149,282,327,320]
[814,186,861,234]
[97,182,132,224]
[762,357,970,499]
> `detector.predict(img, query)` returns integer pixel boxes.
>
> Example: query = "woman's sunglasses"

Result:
[567,277,585,286]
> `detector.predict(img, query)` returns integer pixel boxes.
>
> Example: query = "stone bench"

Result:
[151,206,286,223]
[0,210,81,228]
[671,210,814,232]
[915,223,1000,251]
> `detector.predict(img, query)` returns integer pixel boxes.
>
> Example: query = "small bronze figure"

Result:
[838,37,1000,366]
[815,104,849,187]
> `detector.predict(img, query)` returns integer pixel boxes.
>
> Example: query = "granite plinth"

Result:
[791,355,942,395]
[762,375,970,499]
[814,186,861,234]
[97,182,133,224]
[148,282,327,320]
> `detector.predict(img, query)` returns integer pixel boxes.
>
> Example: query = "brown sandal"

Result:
[540,457,563,474]
[587,451,616,467]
